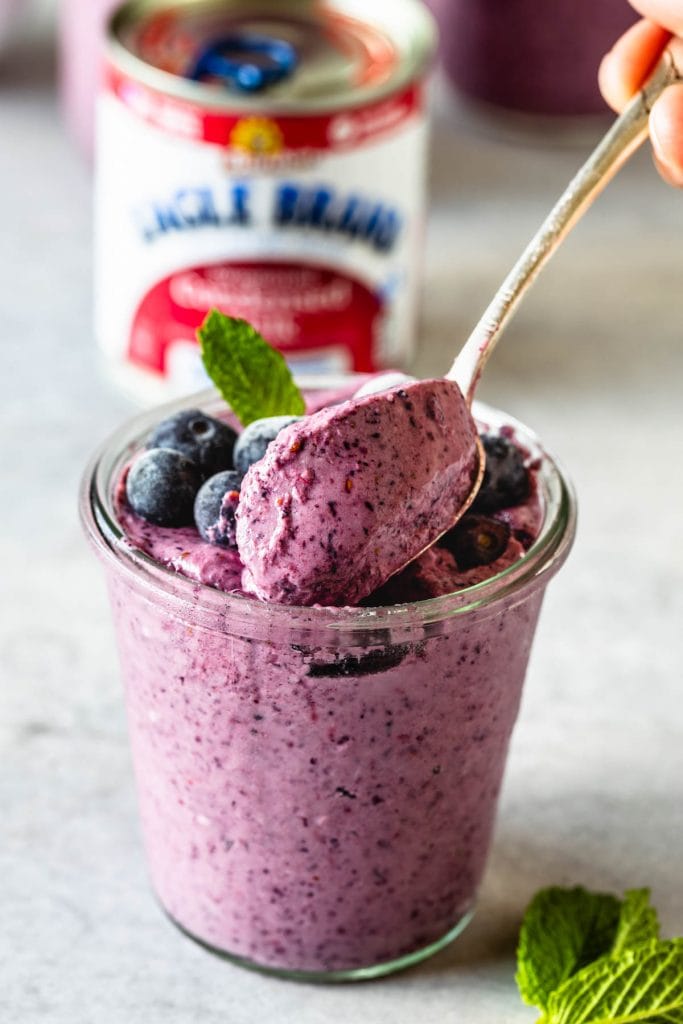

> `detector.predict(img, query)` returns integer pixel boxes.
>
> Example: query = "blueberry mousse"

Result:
[118,392,542,604]
[90,312,577,979]
[108,384,561,977]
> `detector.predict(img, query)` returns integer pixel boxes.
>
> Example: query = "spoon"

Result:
[236,49,682,606]
[447,47,682,405]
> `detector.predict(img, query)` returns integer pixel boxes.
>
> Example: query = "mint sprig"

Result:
[197,309,305,427]
[516,886,679,1024]
[544,940,683,1024]
[516,887,622,1011]
[610,888,660,958]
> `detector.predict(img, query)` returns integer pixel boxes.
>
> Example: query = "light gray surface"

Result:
[2,10,683,1023]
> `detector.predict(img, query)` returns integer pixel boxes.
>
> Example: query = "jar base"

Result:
[165,908,476,982]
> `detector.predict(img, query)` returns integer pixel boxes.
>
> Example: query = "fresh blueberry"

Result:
[194,470,242,548]
[126,448,201,527]
[471,433,530,513]
[147,409,237,477]
[439,514,511,570]
[233,416,301,475]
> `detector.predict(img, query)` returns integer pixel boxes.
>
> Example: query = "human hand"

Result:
[599,0,683,185]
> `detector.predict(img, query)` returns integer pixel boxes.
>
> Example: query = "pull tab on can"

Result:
[188,33,298,91]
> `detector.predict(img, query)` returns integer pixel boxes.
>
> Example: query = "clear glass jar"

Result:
[80,386,576,980]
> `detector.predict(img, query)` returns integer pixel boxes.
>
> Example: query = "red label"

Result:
[105,63,423,151]
[128,260,383,375]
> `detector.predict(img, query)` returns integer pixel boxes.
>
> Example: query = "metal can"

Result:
[96,0,436,403]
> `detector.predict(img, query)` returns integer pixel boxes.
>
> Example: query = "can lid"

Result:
[188,33,299,92]
[109,0,436,111]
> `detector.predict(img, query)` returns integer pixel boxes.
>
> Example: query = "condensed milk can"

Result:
[96,0,436,401]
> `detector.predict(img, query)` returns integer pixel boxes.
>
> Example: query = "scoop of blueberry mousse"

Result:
[126,405,532,574]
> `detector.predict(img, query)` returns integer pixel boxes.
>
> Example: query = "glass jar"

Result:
[80,386,576,980]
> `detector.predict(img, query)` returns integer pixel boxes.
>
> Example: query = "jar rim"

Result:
[79,383,576,640]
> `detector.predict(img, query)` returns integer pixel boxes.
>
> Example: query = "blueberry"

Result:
[194,470,242,548]
[307,644,412,677]
[472,433,530,513]
[233,416,302,475]
[147,409,237,477]
[126,448,201,526]
[439,514,511,570]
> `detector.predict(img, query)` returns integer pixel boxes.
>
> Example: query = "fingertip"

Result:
[598,19,672,111]
[628,0,683,37]
[652,152,683,186]
[598,49,630,112]
[650,84,683,187]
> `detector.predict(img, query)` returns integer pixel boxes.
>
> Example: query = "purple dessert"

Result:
[82,385,575,978]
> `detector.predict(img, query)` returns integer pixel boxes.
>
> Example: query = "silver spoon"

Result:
[448,48,682,406]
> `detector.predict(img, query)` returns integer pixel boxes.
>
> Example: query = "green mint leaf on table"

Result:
[517,886,674,1024]
[543,939,683,1024]
[516,887,622,1012]
[198,309,306,427]
[610,889,660,958]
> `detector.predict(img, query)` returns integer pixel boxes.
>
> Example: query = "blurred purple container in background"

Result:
[58,0,119,158]
[425,0,638,116]
[0,0,23,49]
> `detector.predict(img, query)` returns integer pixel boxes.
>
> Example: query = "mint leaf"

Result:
[197,309,305,426]
[543,939,683,1024]
[516,887,621,1012]
[610,890,660,958]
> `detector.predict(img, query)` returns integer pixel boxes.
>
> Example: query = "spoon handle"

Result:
[447,49,682,404]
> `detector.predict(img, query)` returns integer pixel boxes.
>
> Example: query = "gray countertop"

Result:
[2,10,683,1023]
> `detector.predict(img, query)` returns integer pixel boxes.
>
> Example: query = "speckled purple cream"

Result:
[235,379,480,606]
[108,574,544,973]
[104,402,554,975]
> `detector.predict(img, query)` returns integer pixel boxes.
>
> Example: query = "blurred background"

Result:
[2,2,682,1021]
